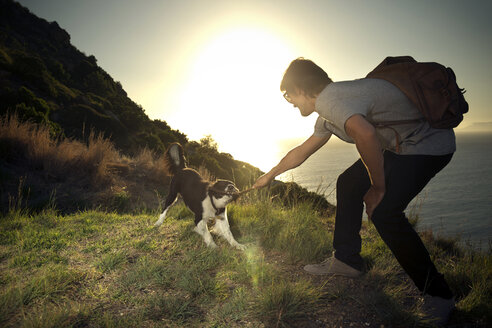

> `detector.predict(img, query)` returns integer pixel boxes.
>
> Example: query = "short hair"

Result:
[280,58,332,97]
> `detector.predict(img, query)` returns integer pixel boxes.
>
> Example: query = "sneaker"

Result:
[421,295,455,326]
[303,257,362,277]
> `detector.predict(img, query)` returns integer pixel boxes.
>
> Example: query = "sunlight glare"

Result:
[168,27,312,171]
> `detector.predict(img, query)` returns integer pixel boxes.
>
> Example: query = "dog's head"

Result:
[209,180,240,205]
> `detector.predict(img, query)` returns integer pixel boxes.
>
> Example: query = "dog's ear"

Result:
[213,179,236,189]
[211,180,227,190]
[211,180,239,195]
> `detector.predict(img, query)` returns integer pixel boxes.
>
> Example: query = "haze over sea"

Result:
[278,132,492,250]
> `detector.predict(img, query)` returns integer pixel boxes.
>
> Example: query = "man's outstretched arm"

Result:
[253,134,330,189]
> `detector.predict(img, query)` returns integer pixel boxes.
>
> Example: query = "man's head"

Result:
[280,58,332,116]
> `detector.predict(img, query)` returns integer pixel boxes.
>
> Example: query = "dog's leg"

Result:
[214,208,246,250]
[194,216,217,248]
[154,179,178,227]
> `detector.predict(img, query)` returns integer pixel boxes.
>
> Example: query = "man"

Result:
[252,58,455,325]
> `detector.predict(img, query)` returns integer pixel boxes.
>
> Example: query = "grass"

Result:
[0,114,490,327]
[0,197,490,328]
[0,114,170,213]
[254,279,321,328]
[231,201,333,262]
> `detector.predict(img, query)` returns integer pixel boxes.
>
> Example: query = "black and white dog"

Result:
[154,143,246,250]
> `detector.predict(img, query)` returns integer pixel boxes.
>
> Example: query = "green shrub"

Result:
[0,47,12,66]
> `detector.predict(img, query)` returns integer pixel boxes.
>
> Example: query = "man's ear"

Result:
[293,87,303,96]
[294,87,314,99]
[289,87,306,96]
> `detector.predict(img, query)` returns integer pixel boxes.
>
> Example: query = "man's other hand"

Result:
[363,185,385,220]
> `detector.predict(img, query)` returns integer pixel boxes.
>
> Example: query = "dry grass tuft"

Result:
[133,147,169,183]
[198,165,215,182]
[0,114,169,213]
[0,114,120,184]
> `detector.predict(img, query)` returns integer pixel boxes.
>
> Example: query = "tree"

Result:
[199,135,218,151]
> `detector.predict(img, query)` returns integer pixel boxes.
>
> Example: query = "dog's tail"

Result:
[165,143,186,175]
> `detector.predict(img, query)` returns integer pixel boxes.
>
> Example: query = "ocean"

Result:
[277,132,492,250]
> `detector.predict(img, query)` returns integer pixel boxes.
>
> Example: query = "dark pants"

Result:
[334,150,454,299]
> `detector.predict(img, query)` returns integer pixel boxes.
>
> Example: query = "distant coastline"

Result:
[456,122,492,133]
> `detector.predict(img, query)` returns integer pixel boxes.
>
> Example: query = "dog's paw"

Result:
[207,242,218,249]
[235,243,247,251]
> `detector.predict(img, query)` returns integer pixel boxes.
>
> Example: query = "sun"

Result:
[167,26,311,171]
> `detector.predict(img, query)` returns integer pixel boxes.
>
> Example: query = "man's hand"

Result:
[363,185,385,220]
[345,114,386,220]
[252,173,274,189]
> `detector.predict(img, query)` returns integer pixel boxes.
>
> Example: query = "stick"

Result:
[238,187,255,195]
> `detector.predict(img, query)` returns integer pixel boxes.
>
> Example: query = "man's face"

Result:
[283,89,316,117]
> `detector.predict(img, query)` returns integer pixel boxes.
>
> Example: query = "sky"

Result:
[16,0,492,170]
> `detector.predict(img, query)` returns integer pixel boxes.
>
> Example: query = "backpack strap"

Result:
[372,118,426,153]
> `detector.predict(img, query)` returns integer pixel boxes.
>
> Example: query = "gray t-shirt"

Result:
[314,78,456,155]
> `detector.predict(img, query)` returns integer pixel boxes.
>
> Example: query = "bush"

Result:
[136,132,164,153]
[270,181,335,215]
[10,52,57,96]
[46,58,70,82]
[83,71,115,94]
[11,52,47,80]
[0,47,13,66]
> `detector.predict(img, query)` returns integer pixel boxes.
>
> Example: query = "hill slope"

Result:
[0,0,263,187]
[0,0,333,214]
[0,0,186,153]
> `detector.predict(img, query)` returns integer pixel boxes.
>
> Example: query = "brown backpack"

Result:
[366,56,468,129]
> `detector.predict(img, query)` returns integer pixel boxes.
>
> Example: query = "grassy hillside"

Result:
[0,0,333,212]
[1,115,489,327]
[0,0,186,153]
[0,114,332,214]
[0,116,490,327]
[0,118,489,326]
[0,198,490,327]
[0,0,266,190]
